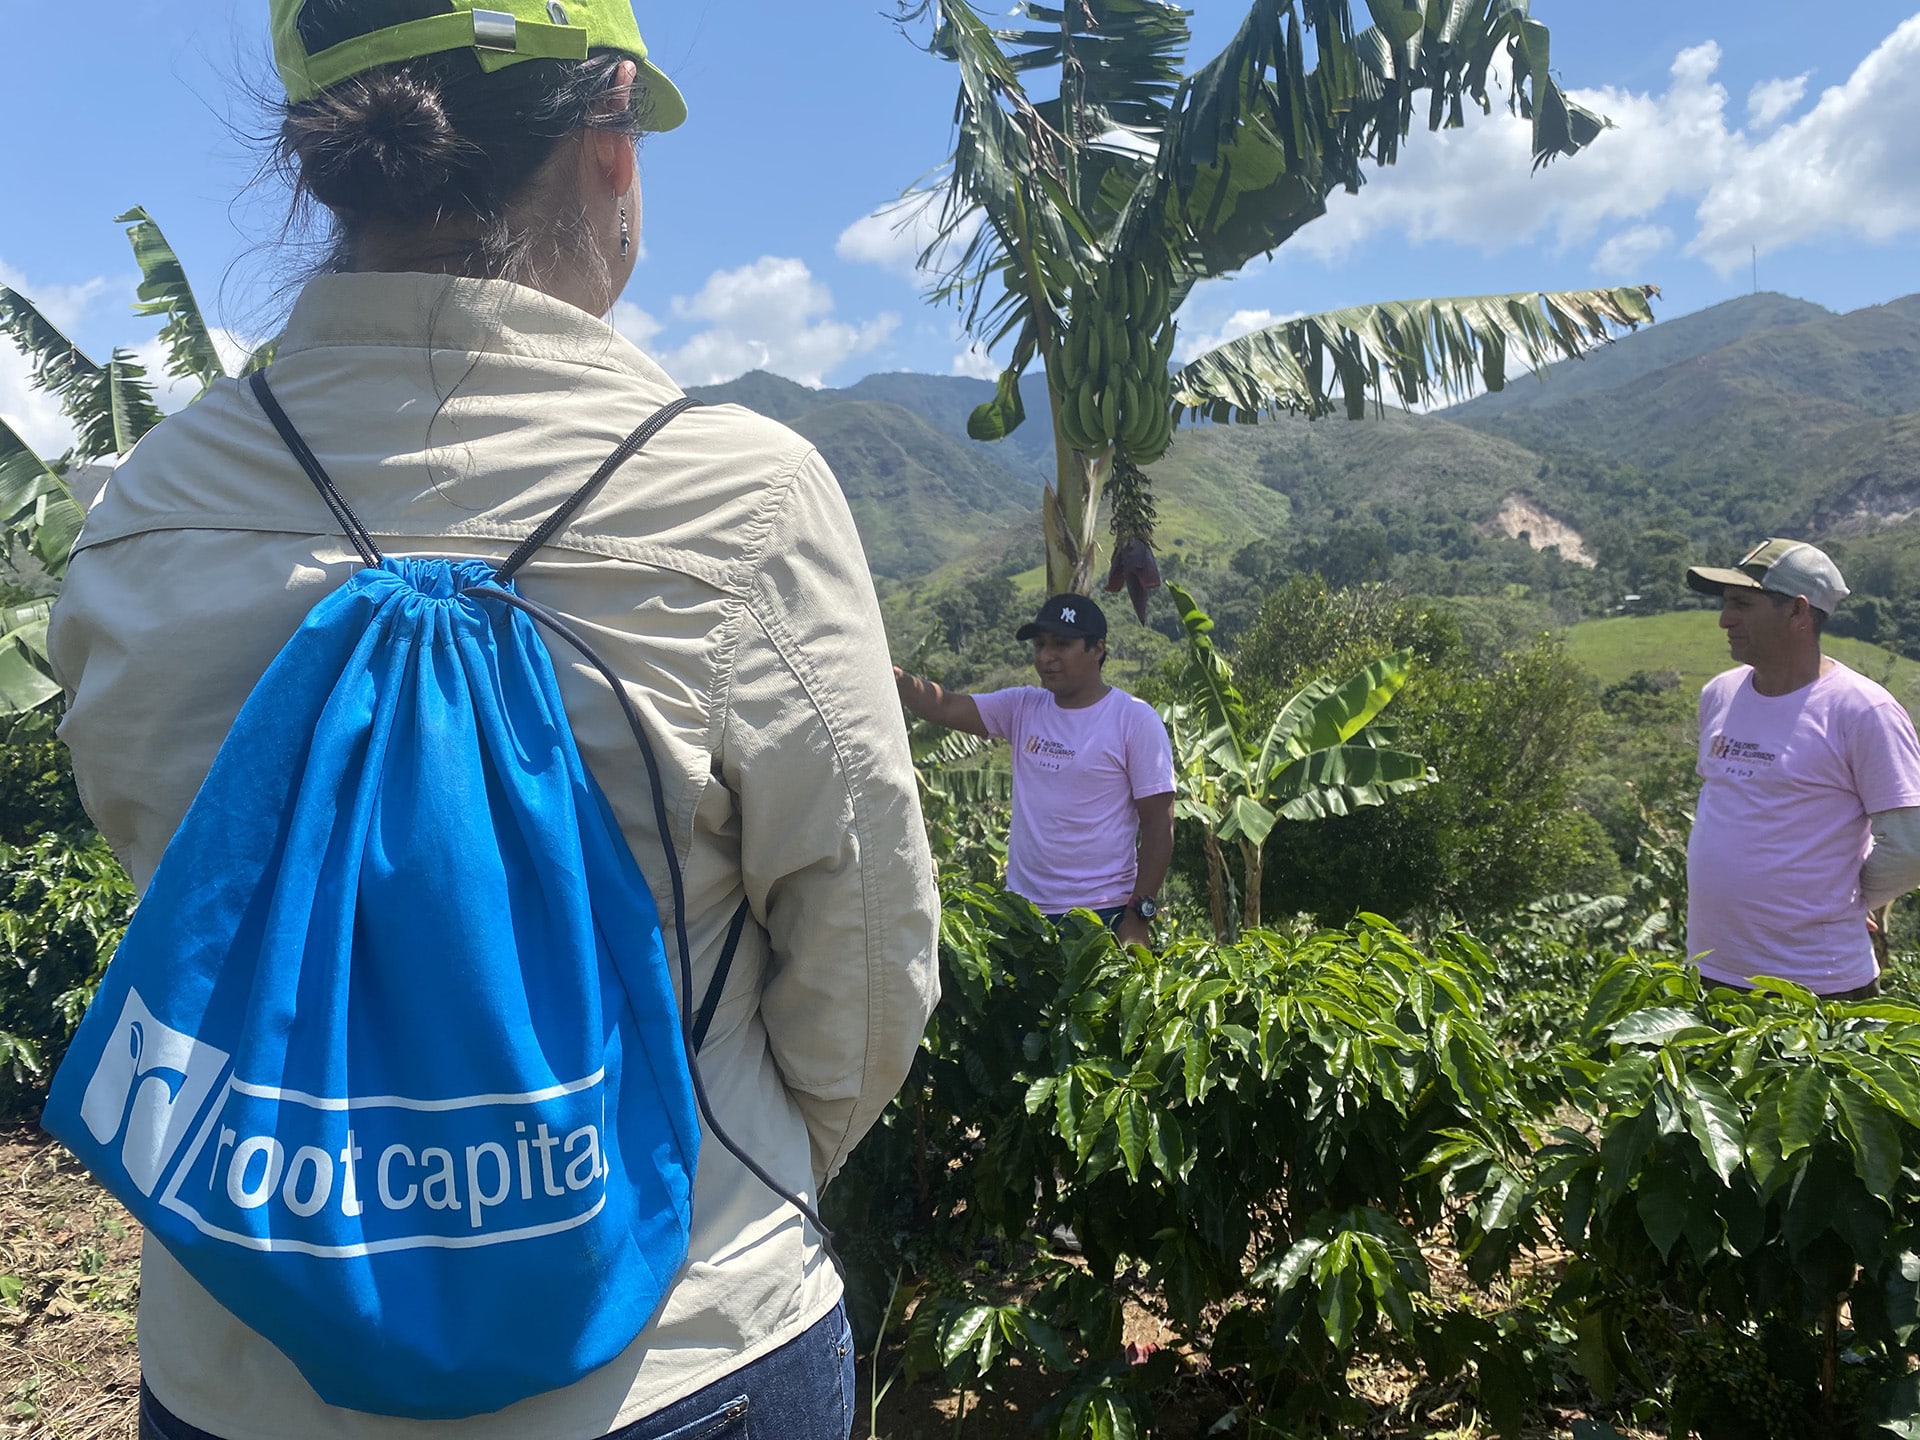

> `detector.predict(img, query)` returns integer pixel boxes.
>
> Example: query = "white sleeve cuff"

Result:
[1862,806,1920,911]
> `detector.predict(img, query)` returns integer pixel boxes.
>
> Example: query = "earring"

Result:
[619,204,631,258]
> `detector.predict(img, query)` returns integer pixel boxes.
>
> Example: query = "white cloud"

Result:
[1294,42,1738,265]
[0,347,71,461]
[1691,16,1920,272]
[0,261,112,335]
[1278,18,1920,284]
[951,343,1000,380]
[610,300,663,351]
[650,256,898,387]
[1593,224,1675,278]
[837,195,980,281]
[1176,307,1301,364]
[1746,73,1808,130]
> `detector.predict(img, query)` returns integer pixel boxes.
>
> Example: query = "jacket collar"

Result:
[276,271,678,390]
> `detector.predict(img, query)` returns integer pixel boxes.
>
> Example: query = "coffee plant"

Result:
[1539,955,1920,1439]
[827,884,1563,1435]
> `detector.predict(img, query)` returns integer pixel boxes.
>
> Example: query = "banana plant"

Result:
[0,420,84,722]
[1159,582,1429,939]
[897,0,1660,603]
[0,208,241,721]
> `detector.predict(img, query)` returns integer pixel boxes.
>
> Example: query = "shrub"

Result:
[828,886,1555,1435]
[1540,956,1920,1439]
[0,830,134,1115]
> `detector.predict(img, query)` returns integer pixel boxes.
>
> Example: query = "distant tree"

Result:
[1222,578,1609,923]
[1290,519,1393,589]
[1599,525,1694,612]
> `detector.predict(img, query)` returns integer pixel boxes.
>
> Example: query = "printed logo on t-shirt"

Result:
[1024,734,1077,773]
[1708,733,1778,779]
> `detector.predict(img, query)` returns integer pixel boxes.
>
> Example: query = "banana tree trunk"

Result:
[1202,829,1232,943]
[1044,435,1109,596]
[1239,837,1263,933]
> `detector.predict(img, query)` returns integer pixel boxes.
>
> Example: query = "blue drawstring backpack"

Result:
[42,375,780,1419]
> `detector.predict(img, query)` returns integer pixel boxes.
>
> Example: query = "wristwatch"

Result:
[1129,895,1159,922]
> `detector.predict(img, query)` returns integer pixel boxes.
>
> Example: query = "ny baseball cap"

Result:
[271,0,687,131]
[1016,594,1108,643]
[1686,538,1850,616]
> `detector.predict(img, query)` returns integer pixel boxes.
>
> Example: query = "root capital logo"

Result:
[78,990,231,1197]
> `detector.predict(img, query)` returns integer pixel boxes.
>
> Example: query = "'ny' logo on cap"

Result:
[1061,607,1077,624]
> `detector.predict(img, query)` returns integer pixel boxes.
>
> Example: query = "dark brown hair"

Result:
[275,0,650,277]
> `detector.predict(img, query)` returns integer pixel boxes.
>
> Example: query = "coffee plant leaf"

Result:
[1743,1101,1789,1197]
[1839,1051,1920,1128]
[1609,1006,1716,1047]
[1354,1234,1416,1335]
[1678,1070,1746,1183]
[1600,1106,1658,1196]
[1573,1309,1621,1402]
[1776,1066,1831,1159]
[1313,1234,1366,1349]
[1635,1158,1691,1261]
[938,1302,996,1368]
[1832,1074,1905,1198]
[1476,1165,1528,1236]
[1252,1234,1326,1296]
[1115,1091,1149,1181]
[1594,1052,1657,1111]
[1747,975,1820,1006]
[1886,1253,1920,1347]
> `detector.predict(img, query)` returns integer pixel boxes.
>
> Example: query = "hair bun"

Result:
[294,74,484,219]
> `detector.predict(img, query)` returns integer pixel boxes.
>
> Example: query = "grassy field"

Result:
[1561,608,1920,715]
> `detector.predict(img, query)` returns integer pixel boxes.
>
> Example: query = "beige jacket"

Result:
[48,273,940,1438]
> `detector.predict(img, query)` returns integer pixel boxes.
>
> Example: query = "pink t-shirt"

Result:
[973,685,1175,914]
[1687,660,1920,992]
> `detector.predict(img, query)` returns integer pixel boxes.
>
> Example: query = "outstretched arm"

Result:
[894,666,988,737]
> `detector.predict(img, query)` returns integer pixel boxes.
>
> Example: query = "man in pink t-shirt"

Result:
[894,595,1175,947]
[1683,539,1920,996]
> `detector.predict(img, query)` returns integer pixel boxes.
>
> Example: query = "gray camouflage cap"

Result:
[1686,538,1850,615]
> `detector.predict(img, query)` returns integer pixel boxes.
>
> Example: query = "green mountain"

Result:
[688,388,1041,581]
[1449,292,1832,422]
[1448,293,1920,545]
[692,288,1920,661]
[696,370,1593,579]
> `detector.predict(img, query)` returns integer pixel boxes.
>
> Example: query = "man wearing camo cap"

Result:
[1683,539,1920,997]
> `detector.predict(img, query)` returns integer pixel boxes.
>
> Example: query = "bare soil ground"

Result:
[0,1128,139,1440]
[0,1126,1655,1440]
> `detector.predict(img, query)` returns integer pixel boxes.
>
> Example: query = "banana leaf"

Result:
[1174,287,1659,424]
[1167,580,1252,760]
[0,598,59,713]
[1261,648,1413,774]
[0,287,113,461]
[119,206,229,398]
[1273,744,1432,820]
[0,418,82,582]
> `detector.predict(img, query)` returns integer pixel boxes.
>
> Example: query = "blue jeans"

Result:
[140,1302,856,1440]
[1044,906,1126,927]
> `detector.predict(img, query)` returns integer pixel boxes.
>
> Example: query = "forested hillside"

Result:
[697,289,1920,660]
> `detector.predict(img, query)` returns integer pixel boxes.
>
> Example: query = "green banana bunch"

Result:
[1049,254,1180,459]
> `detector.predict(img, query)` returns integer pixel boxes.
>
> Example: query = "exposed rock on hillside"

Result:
[1482,494,1596,566]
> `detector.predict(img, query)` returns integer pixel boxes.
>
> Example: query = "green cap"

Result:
[272,1,686,131]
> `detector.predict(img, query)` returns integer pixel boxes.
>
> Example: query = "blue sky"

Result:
[4,2,1918,456]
